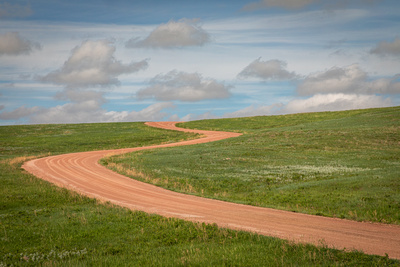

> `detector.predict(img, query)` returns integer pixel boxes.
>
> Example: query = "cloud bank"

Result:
[228,60,397,119]
[283,93,392,113]
[0,32,40,56]
[298,64,400,95]
[126,19,210,49]
[137,70,232,102]
[223,93,391,119]
[28,100,175,124]
[0,91,176,124]
[41,40,148,87]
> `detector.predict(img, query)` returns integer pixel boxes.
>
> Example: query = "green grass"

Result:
[1,119,399,266]
[104,107,400,224]
[0,122,198,157]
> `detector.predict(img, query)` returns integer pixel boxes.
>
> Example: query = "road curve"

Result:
[22,122,400,259]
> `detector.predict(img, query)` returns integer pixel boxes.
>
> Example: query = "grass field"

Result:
[1,113,399,266]
[104,107,400,224]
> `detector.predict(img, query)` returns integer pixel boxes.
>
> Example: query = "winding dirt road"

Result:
[22,122,400,259]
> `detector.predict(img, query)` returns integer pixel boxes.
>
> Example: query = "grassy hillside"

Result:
[104,107,400,224]
[1,117,399,266]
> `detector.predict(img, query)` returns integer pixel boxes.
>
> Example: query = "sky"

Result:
[0,0,399,125]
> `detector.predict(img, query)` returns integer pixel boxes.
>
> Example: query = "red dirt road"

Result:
[22,122,400,259]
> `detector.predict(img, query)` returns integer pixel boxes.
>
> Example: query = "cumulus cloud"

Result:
[0,32,40,56]
[370,38,400,57]
[297,64,400,95]
[137,70,232,102]
[237,58,298,81]
[126,19,210,49]
[0,39,180,124]
[41,40,148,88]
[0,1,32,19]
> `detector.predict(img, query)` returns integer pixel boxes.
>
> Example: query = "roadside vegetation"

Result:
[1,114,399,266]
[104,107,400,224]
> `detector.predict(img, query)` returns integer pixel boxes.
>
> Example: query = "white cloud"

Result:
[0,32,40,56]
[41,40,148,88]
[137,70,232,102]
[370,38,400,57]
[297,64,400,95]
[0,2,32,19]
[283,93,392,113]
[237,58,298,80]
[126,19,210,49]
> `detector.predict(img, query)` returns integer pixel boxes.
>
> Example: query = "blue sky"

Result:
[1,0,399,125]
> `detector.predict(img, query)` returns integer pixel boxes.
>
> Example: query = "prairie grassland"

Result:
[1,118,399,265]
[104,107,400,224]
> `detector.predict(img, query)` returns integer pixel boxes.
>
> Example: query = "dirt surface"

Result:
[22,122,400,259]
